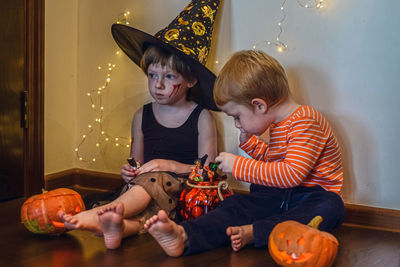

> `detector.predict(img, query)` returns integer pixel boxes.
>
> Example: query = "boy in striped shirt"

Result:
[144,50,345,256]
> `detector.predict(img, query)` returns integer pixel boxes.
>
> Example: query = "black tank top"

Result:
[142,103,203,165]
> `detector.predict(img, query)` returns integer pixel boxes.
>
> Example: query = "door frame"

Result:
[24,0,44,196]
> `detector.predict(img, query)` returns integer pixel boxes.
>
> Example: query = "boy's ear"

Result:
[188,78,198,88]
[251,98,267,113]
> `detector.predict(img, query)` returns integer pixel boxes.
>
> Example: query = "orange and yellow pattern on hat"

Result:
[155,0,220,66]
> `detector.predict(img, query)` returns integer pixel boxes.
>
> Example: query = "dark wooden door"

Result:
[0,0,25,200]
[0,0,44,201]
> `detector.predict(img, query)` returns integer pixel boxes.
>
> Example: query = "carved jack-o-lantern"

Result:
[21,188,85,235]
[268,216,339,267]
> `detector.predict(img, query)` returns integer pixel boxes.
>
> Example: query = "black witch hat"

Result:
[111,0,221,111]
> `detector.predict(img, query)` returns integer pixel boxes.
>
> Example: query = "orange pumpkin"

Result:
[21,188,85,235]
[268,216,339,267]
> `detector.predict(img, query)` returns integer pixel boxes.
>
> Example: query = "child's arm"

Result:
[239,135,269,161]
[231,119,339,188]
[131,108,144,163]
[135,159,191,174]
[197,109,217,164]
[121,108,144,183]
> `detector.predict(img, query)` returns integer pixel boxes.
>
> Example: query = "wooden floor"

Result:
[3,192,400,267]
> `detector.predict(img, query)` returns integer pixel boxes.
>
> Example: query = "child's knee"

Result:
[314,192,345,230]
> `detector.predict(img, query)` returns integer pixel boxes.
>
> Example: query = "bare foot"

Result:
[226,224,254,252]
[144,210,186,257]
[58,210,80,230]
[98,202,125,249]
[58,209,102,235]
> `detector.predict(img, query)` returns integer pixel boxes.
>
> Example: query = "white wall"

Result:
[45,0,78,173]
[45,0,400,210]
[224,0,400,209]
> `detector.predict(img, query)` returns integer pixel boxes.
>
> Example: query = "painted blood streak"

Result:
[169,84,181,98]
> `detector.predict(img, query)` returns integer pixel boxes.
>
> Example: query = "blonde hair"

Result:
[214,50,290,108]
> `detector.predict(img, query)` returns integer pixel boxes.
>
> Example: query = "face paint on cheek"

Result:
[169,84,181,98]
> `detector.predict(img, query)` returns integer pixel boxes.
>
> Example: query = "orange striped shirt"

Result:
[234,105,343,195]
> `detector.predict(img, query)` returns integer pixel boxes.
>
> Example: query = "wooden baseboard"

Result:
[343,203,400,233]
[45,168,124,191]
[45,168,400,232]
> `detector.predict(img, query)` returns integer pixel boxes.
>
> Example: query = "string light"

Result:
[116,11,131,25]
[75,11,132,163]
[253,0,325,53]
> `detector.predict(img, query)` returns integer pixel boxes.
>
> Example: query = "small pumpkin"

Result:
[268,216,339,267]
[21,188,85,235]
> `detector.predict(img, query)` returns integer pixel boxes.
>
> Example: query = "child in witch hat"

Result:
[59,0,222,249]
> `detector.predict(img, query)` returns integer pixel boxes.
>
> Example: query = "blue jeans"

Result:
[180,184,345,255]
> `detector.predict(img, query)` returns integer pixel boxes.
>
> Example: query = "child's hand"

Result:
[121,163,137,183]
[215,152,237,174]
[135,159,171,175]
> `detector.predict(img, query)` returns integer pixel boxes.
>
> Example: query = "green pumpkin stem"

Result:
[307,215,323,229]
